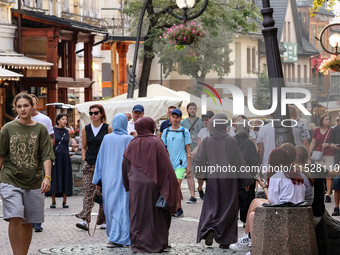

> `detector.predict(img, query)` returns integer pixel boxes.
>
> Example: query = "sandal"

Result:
[62,202,69,208]
[50,203,56,209]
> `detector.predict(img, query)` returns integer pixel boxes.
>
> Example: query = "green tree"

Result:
[155,26,233,83]
[124,0,259,97]
[253,70,271,110]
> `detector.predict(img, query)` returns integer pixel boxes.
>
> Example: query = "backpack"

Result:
[165,127,185,140]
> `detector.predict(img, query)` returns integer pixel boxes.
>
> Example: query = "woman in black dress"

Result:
[47,113,73,208]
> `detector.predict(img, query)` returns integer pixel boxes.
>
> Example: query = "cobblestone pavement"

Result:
[0,179,338,255]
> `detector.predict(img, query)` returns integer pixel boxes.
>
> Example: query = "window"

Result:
[288,64,291,80]
[252,47,256,72]
[247,47,251,73]
[304,65,307,83]
[317,26,324,52]
[288,22,291,42]
[263,64,267,71]
[298,65,301,83]
[311,25,316,47]
[292,64,295,81]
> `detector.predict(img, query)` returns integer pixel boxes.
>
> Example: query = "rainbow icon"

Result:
[196,82,223,106]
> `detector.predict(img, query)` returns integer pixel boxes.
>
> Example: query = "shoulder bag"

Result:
[311,128,331,161]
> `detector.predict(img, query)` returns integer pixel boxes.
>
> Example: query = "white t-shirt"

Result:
[257,122,275,171]
[127,119,136,134]
[197,127,209,141]
[91,123,103,137]
[268,171,306,204]
[229,126,236,136]
[31,112,54,135]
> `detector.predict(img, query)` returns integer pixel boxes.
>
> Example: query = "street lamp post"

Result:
[316,23,340,111]
[127,0,209,98]
[261,0,295,147]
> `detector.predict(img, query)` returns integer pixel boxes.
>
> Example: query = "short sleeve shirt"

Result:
[312,127,334,156]
[0,120,55,189]
[180,117,205,151]
[159,119,171,133]
[197,127,209,141]
[292,121,310,145]
[268,172,306,204]
[32,112,54,135]
[161,126,190,170]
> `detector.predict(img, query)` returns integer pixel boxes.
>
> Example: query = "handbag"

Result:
[155,195,169,211]
[311,128,331,161]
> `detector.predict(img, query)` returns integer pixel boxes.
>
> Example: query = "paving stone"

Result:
[0,179,338,254]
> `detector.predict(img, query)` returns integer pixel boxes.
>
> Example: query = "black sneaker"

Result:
[187,196,197,204]
[173,208,183,218]
[325,196,331,203]
[332,207,340,216]
[198,188,204,200]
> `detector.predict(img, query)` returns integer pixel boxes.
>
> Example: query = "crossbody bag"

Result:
[311,128,331,161]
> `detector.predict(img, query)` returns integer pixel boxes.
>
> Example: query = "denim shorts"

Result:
[333,176,340,191]
[0,182,44,223]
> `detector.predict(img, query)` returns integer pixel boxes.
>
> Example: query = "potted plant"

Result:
[160,21,206,50]
[319,54,340,75]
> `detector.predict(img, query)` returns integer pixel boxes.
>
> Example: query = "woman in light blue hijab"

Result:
[93,113,134,247]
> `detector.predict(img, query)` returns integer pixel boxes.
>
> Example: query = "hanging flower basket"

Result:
[319,55,340,75]
[160,21,206,50]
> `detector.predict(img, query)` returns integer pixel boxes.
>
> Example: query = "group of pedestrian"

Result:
[2,92,340,255]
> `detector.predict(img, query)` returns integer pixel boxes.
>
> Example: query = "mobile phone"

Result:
[336,144,340,147]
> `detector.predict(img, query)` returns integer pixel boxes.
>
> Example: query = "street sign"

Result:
[283,42,298,63]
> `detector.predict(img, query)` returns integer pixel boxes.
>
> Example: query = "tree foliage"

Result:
[253,70,271,111]
[310,0,336,16]
[124,0,260,96]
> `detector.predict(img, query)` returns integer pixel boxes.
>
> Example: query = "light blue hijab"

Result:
[92,113,134,245]
[112,113,128,135]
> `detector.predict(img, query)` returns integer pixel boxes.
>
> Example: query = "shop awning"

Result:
[0,52,53,69]
[0,67,23,81]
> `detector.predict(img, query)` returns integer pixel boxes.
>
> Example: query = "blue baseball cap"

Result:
[133,104,144,113]
[171,109,182,117]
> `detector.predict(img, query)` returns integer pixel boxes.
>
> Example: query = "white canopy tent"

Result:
[76,96,183,127]
[0,67,23,80]
[77,84,261,126]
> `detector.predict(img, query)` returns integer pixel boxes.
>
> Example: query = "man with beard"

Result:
[180,102,205,204]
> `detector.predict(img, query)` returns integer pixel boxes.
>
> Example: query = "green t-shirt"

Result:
[0,120,55,189]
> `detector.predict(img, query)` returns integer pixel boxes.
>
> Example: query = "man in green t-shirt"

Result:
[180,102,205,204]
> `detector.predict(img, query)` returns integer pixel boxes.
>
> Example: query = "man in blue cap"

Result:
[127,104,144,136]
[162,109,191,217]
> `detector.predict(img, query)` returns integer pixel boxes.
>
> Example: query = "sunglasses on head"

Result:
[89,111,99,116]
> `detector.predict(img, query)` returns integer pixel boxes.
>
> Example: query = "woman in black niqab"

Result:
[194,113,254,247]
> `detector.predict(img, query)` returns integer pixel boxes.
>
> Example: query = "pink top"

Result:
[312,127,334,156]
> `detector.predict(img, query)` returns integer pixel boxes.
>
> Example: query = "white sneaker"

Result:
[229,236,251,252]
[100,223,107,229]
[76,220,88,231]
[245,251,251,255]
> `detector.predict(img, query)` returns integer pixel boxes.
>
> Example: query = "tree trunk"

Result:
[138,41,154,97]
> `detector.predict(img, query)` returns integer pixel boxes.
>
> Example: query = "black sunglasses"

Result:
[89,111,99,116]
[203,118,209,122]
